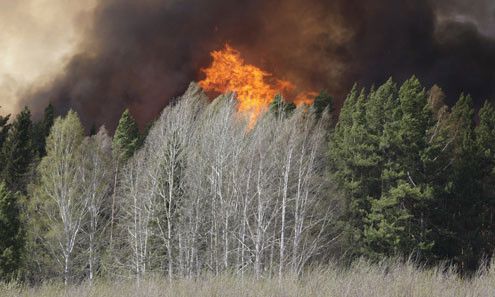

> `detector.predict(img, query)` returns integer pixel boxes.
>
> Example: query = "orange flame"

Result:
[199,44,314,126]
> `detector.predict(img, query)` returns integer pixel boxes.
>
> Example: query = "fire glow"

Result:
[199,44,316,126]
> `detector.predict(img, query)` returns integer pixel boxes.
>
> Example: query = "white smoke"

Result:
[435,0,495,37]
[0,0,97,116]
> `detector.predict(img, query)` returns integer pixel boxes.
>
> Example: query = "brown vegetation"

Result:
[3,260,495,297]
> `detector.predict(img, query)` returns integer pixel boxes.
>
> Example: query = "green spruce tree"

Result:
[475,101,495,261]
[0,111,11,174]
[1,107,35,193]
[0,182,23,281]
[112,109,140,162]
[437,94,485,272]
[365,77,436,259]
[0,112,10,152]
[33,103,55,158]
[330,86,380,256]
[312,90,333,118]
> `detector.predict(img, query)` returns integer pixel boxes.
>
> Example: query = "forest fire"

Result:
[199,45,315,126]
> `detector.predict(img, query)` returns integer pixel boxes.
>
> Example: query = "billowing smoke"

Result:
[16,0,495,130]
[0,0,96,116]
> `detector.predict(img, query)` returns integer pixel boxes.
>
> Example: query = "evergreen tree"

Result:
[475,101,495,260]
[270,94,296,117]
[435,94,486,272]
[330,86,379,255]
[335,84,359,133]
[330,77,438,260]
[312,90,333,118]
[33,103,55,158]
[329,85,359,212]
[0,112,11,174]
[365,78,399,134]
[0,113,10,152]
[364,77,436,259]
[112,109,140,162]
[89,123,97,136]
[1,107,35,193]
[359,79,402,258]
[364,78,400,201]
[477,101,495,167]
[0,182,23,280]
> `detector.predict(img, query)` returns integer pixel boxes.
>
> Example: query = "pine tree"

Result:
[110,109,140,250]
[436,94,486,272]
[112,109,140,162]
[477,101,495,166]
[475,101,495,261]
[1,107,35,193]
[364,78,400,200]
[312,90,333,118]
[336,84,359,132]
[365,78,399,134]
[33,103,55,158]
[330,86,379,255]
[0,182,23,280]
[89,124,97,136]
[0,112,11,174]
[361,80,402,258]
[0,113,10,151]
[329,86,358,256]
[270,94,296,117]
[364,77,435,259]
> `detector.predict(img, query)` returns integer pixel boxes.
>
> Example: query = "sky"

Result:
[0,0,494,127]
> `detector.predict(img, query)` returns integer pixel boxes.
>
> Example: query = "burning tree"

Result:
[113,85,340,279]
[199,45,316,127]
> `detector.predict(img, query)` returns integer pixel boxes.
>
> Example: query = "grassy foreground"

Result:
[2,261,494,297]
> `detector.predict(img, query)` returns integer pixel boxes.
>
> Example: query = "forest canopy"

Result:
[0,77,493,284]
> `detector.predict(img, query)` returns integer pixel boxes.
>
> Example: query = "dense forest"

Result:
[0,76,494,285]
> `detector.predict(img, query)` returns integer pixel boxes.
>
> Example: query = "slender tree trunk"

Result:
[254,163,264,279]
[89,232,94,282]
[167,172,174,280]
[279,149,292,278]
[110,162,119,246]
[64,253,69,286]
[223,213,229,270]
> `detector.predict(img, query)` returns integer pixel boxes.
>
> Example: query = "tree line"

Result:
[330,77,495,272]
[0,77,493,284]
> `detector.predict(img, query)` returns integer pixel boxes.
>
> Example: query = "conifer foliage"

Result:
[0,182,23,281]
[33,104,55,158]
[312,90,334,118]
[1,107,35,193]
[330,76,495,272]
[112,109,141,162]
[0,76,493,283]
[270,93,296,117]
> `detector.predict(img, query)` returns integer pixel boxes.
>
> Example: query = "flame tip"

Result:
[199,44,314,127]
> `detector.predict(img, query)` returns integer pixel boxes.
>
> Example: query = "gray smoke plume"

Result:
[21,0,495,130]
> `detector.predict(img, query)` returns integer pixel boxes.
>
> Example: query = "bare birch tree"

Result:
[119,150,156,284]
[79,127,113,282]
[113,85,341,280]
[32,111,87,285]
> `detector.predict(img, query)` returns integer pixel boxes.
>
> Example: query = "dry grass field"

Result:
[2,260,494,297]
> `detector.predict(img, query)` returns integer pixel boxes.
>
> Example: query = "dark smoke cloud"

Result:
[22,0,495,130]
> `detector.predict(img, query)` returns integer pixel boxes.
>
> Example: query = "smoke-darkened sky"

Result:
[0,0,96,115]
[2,0,495,130]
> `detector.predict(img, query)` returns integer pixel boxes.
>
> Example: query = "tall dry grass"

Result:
[2,260,494,297]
